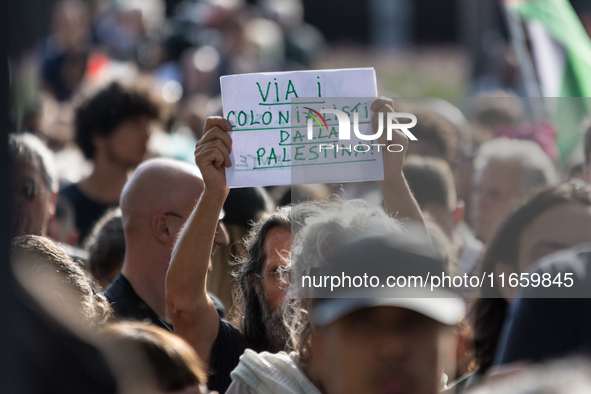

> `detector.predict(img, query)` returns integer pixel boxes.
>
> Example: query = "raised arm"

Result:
[372,98,426,231]
[165,116,233,364]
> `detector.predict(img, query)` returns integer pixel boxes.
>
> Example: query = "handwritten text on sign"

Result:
[220,68,382,187]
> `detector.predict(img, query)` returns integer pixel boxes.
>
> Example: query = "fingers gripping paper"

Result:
[220,68,383,187]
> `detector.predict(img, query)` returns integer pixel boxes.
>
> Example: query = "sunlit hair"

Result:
[474,137,558,193]
[101,322,208,392]
[472,180,591,373]
[11,235,112,327]
[285,199,404,362]
[232,200,342,352]
[9,133,58,192]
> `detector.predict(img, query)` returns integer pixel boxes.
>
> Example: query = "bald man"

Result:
[105,158,229,331]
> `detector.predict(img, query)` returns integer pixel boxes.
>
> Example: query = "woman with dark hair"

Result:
[466,181,591,390]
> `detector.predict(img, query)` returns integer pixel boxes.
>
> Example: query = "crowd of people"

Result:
[8,0,591,393]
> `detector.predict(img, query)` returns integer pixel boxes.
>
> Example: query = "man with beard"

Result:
[167,98,427,392]
[233,206,292,352]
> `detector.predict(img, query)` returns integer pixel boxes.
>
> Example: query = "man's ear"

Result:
[152,214,174,244]
[494,261,516,302]
[452,200,465,228]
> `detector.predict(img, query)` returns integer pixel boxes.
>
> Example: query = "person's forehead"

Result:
[263,227,291,252]
[485,158,522,174]
[262,227,291,270]
[336,305,433,325]
[479,160,523,187]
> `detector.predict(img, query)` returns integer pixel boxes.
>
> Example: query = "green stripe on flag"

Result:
[513,0,591,96]
[508,0,591,162]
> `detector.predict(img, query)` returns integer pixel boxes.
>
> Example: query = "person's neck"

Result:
[79,155,129,204]
[121,263,168,322]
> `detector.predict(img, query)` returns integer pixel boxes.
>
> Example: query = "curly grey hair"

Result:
[283,199,405,361]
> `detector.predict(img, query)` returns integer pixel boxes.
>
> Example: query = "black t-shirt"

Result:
[59,183,116,245]
[209,318,248,392]
[105,274,246,393]
[105,274,173,331]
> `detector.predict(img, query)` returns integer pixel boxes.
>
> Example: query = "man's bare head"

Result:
[121,158,204,238]
[119,158,204,296]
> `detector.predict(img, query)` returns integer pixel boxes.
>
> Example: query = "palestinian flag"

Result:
[504,0,591,162]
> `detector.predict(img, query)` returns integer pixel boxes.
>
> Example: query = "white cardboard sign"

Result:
[220,68,382,187]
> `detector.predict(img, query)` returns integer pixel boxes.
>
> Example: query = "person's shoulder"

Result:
[208,292,226,319]
[252,350,297,365]
[103,275,155,324]
[59,182,113,210]
[236,350,299,371]
[230,350,320,394]
[59,182,101,211]
[522,243,591,298]
[104,275,131,304]
[218,318,247,342]
[535,244,591,274]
